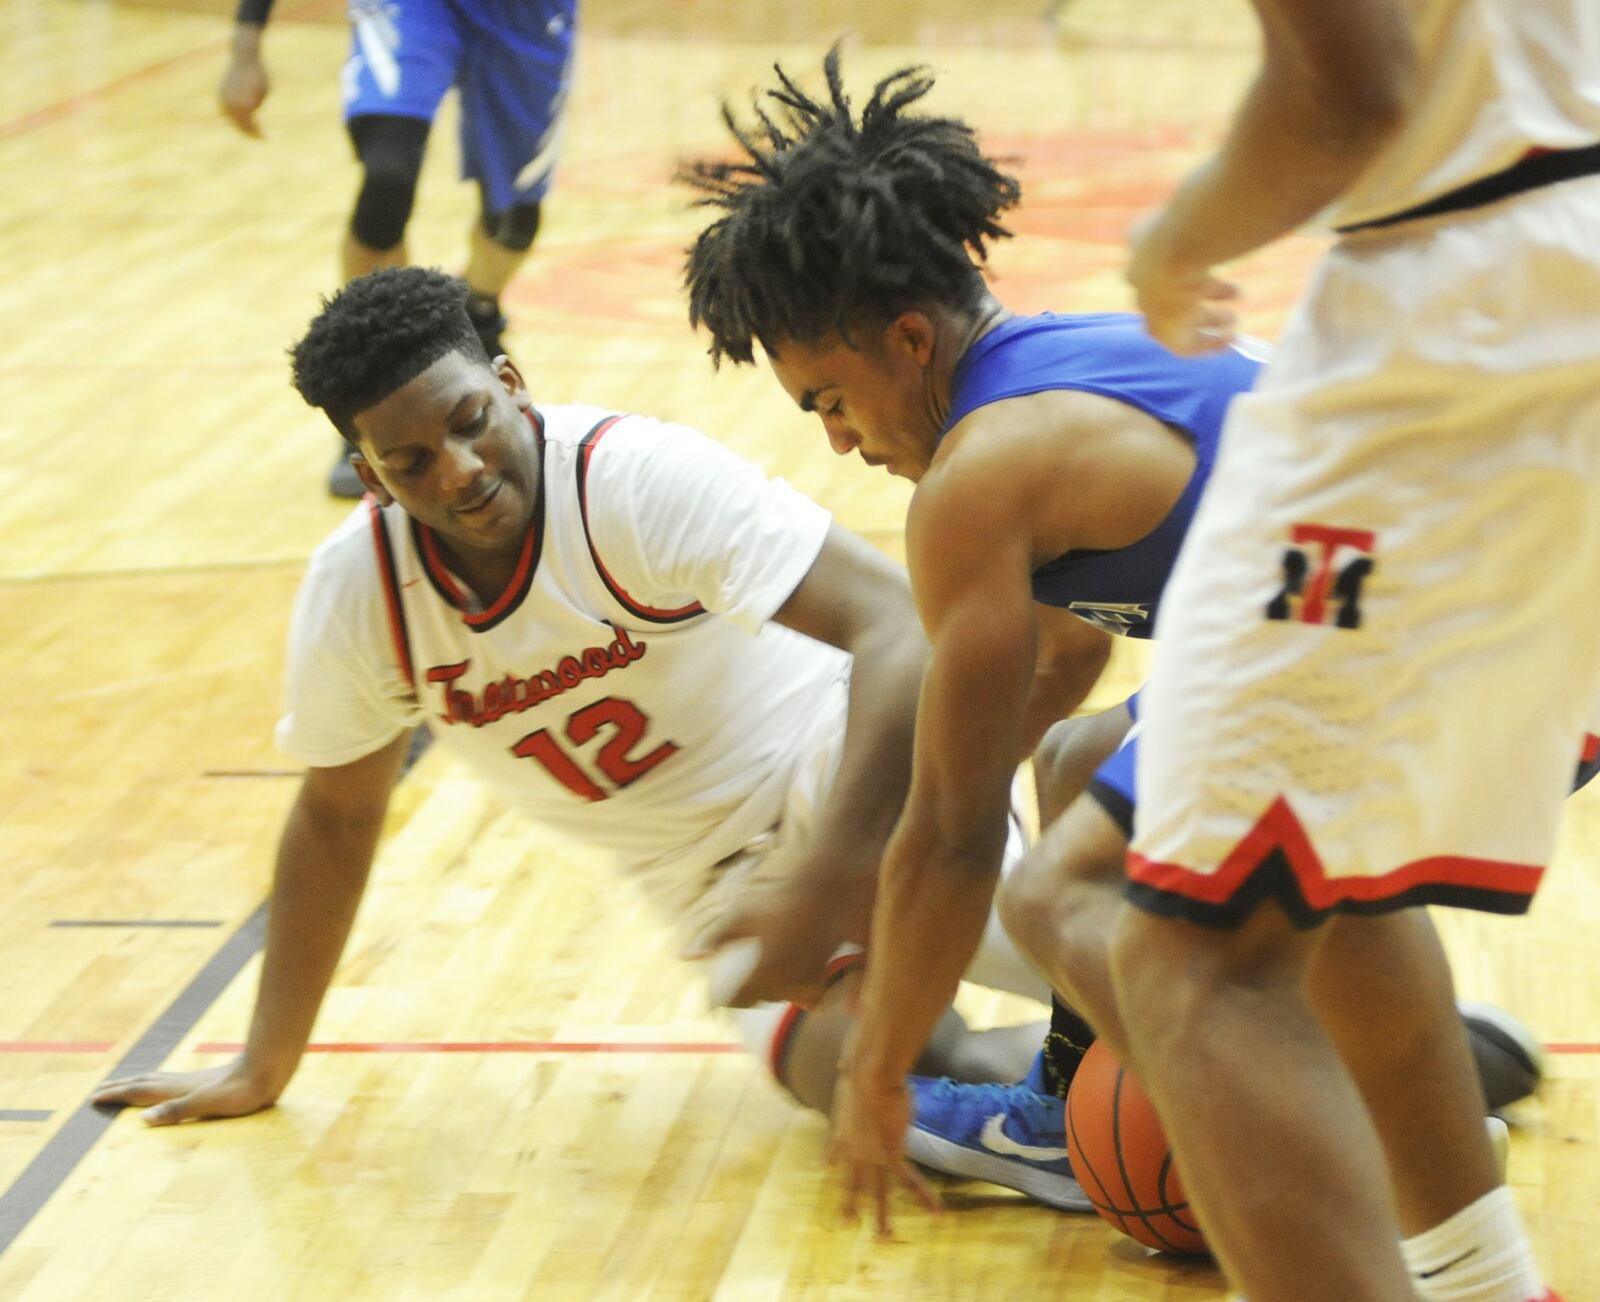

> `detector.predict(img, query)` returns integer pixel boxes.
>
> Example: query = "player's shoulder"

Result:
[537,403,680,456]
[282,502,400,668]
[538,403,741,493]
[297,500,393,625]
[306,500,383,583]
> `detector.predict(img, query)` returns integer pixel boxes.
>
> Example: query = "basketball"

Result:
[1065,1040,1209,1256]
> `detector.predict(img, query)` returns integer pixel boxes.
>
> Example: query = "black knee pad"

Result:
[483,201,543,252]
[347,114,430,251]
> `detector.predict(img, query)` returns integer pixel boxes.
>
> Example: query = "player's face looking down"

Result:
[768,312,943,482]
[350,351,542,553]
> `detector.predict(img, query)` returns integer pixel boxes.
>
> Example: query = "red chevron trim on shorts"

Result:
[1128,795,1545,912]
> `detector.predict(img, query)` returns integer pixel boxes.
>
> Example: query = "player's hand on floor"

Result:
[830,1068,940,1237]
[92,1060,280,1125]
[1127,210,1238,356]
[685,857,874,1007]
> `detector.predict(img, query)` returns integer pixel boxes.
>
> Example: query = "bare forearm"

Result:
[1146,75,1404,274]
[810,629,925,864]
[1021,662,1103,756]
[241,801,381,1090]
[852,834,1001,1087]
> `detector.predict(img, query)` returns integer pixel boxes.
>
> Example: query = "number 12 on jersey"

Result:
[512,696,678,801]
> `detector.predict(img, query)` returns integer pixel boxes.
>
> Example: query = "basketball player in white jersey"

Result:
[91,268,1060,1183]
[1102,2,1600,1298]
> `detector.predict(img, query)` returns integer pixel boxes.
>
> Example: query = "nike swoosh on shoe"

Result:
[979,1113,1069,1163]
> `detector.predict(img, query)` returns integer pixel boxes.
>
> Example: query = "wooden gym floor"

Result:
[0,0,1595,1296]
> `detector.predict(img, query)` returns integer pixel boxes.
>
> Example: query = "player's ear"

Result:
[496,356,532,409]
[889,310,937,366]
[351,453,392,506]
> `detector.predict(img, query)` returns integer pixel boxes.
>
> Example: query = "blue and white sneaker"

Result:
[904,1076,1091,1212]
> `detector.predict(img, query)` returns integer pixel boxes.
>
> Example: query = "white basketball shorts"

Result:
[1128,174,1600,928]
[678,724,1050,1072]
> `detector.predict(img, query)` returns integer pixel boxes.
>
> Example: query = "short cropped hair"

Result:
[291,266,488,440]
[681,46,1021,365]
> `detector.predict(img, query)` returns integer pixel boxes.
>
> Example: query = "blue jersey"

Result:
[943,312,1261,638]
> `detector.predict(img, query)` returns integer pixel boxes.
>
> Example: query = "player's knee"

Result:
[1033,709,1129,824]
[997,848,1061,959]
[351,163,419,251]
[348,115,428,251]
[484,201,542,252]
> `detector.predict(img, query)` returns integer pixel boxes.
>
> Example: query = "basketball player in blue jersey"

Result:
[219,0,575,496]
[680,50,1557,1235]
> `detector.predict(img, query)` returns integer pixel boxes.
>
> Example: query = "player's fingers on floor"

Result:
[872,1168,894,1239]
[92,1077,172,1106]
[900,1160,942,1214]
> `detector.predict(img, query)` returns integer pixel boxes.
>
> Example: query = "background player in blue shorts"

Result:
[220,0,576,495]
[680,48,1548,1234]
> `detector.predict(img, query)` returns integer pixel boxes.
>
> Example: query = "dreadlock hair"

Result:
[291,266,489,442]
[681,45,1021,367]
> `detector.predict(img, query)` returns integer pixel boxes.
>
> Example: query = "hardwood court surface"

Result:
[0,0,1595,1297]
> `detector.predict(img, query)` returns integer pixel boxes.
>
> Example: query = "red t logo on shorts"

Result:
[1266,523,1376,629]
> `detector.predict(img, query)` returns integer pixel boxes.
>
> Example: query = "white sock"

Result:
[1402,1186,1545,1302]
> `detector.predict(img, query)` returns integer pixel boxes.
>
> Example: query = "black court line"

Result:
[0,1113,51,1124]
[49,920,224,930]
[0,715,434,1252]
[0,902,267,1254]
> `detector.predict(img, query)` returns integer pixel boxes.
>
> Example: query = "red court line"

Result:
[0,0,329,143]
[0,1042,116,1054]
[0,42,224,142]
[195,1041,743,1055]
[1546,1044,1600,1055]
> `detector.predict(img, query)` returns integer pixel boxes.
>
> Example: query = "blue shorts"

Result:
[341,0,576,211]
[1086,691,1140,839]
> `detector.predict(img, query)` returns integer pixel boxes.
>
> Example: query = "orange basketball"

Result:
[1065,1040,1209,1256]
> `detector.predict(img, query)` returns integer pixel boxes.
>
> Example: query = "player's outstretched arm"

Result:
[1129,0,1418,352]
[832,455,1043,1233]
[93,732,411,1123]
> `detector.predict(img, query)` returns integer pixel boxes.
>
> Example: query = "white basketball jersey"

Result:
[1331,0,1600,229]
[277,405,851,895]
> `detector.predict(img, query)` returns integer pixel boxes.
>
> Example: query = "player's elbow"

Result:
[1329,70,1416,154]
[1326,29,1422,150]
[842,590,929,676]
[1272,20,1420,160]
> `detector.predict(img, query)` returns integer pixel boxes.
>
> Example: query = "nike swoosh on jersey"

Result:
[979,1113,1069,1163]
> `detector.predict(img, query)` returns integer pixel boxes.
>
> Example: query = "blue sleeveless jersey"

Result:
[943,312,1261,638]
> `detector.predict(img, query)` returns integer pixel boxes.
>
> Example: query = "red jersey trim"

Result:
[1127,795,1545,914]
[366,496,415,691]
[415,518,538,630]
[575,415,705,624]
[408,409,546,634]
